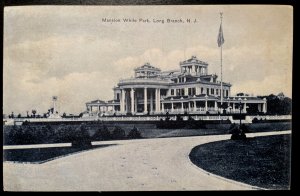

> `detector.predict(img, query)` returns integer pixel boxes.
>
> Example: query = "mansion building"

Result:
[84,56,267,117]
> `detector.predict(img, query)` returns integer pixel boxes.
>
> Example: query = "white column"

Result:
[188,102,191,112]
[181,102,184,113]
[120,89,124,113]
[233,102,236,112]
[205,97,208,112]
[150,90,153,113]
[155,88,161,112]
[171,102,174,112]
[125,90,128,113]
[196,87,200,95]
[144,87,148,114]
[120,90,123,112]
[194,101,196,111]
[214,101,218,111]
[184,87,188,96]
[243,102,247,113]
[135,91,137,113]
[263,98,267,113]
[263,102,267,113]
[155,88,158,112]
[131,88,135,114]
[158,88,161,112]
[162,103,165,112]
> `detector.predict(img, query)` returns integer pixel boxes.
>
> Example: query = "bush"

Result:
[93,125,111,141]
[71,123,92,148]
[176,114,183,122]
[240,124,250,133]
[127,126,142,139]
[252,117,259,123]
[111,126,126,140]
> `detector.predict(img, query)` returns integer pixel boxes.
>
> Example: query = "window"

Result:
[216,89,219,95]
[201,87,204,94]
[207,88,209,95]
[116,93,120,100]
[171,89,174,95]
[181,89,185,96]
[211,88,214,95]
[192,88,196,95]
[176,89,180,96]
[226,90,229,97]
[188,88,191,95]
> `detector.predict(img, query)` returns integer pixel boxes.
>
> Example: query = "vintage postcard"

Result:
[3,5,292,191]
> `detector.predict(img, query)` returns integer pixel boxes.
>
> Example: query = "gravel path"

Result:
[3,130,291,191]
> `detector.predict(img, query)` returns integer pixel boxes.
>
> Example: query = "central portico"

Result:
[118,87,168,115]
[115,63,169,115]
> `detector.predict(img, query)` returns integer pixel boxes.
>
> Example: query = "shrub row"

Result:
[3,124,142,145]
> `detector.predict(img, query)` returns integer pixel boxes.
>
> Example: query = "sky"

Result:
[3,5,293,115]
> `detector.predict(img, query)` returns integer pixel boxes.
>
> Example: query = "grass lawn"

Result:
[3,144,114,164]
[189,134,291,190]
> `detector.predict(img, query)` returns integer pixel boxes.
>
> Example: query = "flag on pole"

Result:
[217,23,225,47]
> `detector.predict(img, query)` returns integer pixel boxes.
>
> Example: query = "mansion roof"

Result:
[117,55,232,88]
[87,99,106,104]
[180,56,208,65]
[134,63,161,72]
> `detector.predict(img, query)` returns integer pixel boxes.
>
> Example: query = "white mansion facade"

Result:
[84,56,267,117]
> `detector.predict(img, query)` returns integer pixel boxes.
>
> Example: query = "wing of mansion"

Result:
[84,56,266,117]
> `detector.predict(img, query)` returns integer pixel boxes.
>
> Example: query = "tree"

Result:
[265,94,291,115]
[93,125,111,141]
[17,113,21,118]
[111,126,126,140]
[71,123,92,148]
[127,126,142,139]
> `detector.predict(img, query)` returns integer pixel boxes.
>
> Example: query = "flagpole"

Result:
[220,13,223,106]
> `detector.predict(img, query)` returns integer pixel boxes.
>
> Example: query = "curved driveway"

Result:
[3,130,290,191]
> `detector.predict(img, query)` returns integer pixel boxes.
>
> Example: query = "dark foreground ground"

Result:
[3,144,114,163]
[189,134,291,190]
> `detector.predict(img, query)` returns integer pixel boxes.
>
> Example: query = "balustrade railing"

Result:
[6,114,291,124]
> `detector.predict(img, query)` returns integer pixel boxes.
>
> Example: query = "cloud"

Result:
[5,34,121,80]
[3,70,117,115]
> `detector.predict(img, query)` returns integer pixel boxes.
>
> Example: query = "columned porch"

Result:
[119,87,168,115]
